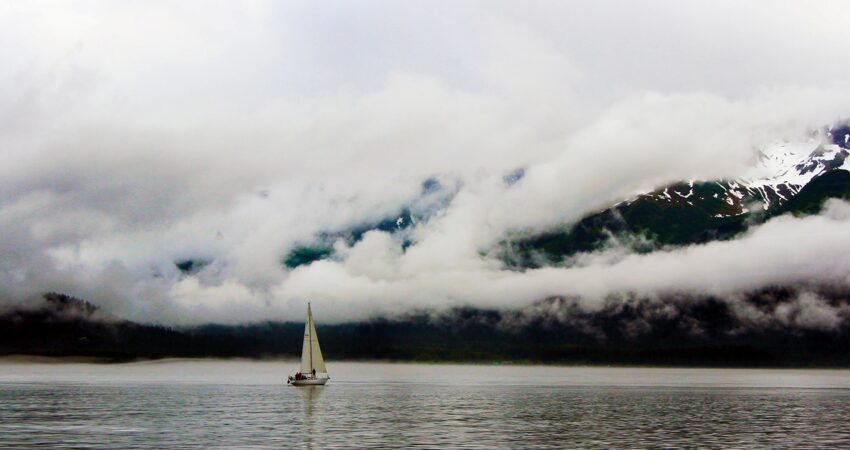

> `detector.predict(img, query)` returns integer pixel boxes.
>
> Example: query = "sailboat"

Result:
[287,303,330,386]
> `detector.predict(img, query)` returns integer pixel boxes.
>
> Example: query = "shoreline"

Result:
[2,354,850,370]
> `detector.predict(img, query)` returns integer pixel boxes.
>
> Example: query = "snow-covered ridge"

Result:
[742,140,847,188]
[737,138,848,210]
[635,128,850,214]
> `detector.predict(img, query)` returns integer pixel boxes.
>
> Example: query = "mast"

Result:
[308,302,313,374]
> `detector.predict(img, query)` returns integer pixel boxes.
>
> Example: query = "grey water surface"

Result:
[1,360,849,448]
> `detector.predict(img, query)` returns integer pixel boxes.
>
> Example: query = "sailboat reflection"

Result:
[295,385,324,416]
[295,386,324,449]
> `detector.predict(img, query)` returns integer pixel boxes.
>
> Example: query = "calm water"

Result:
[1,361,849,448]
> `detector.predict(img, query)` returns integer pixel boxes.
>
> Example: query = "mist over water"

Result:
[1,360,850,448]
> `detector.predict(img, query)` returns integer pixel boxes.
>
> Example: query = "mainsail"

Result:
[300,303,327,375]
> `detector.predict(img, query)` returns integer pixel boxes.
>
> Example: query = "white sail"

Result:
[308,309,327,374]
[300,303,327,375]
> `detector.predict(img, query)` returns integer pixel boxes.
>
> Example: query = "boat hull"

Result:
[289,377,329,386]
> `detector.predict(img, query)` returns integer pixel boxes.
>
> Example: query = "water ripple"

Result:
[1,363,849,448]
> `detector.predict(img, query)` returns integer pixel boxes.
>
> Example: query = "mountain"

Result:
[502,126,850,268]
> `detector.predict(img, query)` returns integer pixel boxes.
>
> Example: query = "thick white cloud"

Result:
[1,1,850,323]
[268,200,850,322]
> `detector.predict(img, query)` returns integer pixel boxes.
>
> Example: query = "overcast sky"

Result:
[2,1,850,324]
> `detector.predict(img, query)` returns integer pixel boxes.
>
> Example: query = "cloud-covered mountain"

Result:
[282,125,850,273]
[502,126,850,267]
[3,2,850,329]
[281,176,460,269]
